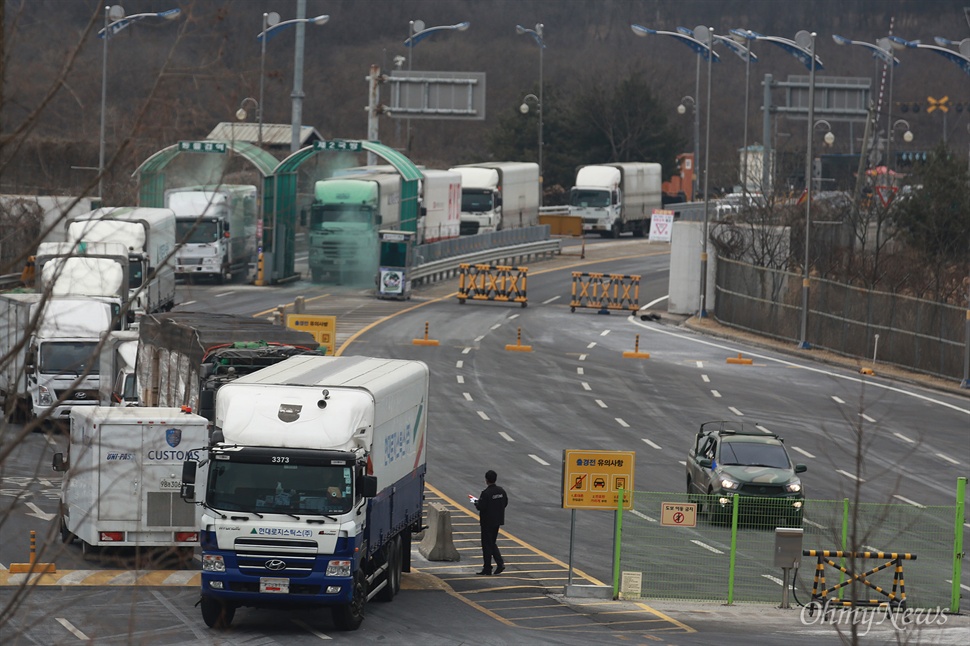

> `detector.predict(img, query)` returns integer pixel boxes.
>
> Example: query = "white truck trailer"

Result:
[0,293,116,423]
[52,406,208,557]
[99,329,139,406]
[165,185,258,284]
[179,355,429,630]
[66,207,177,318]
[34,241,130,316]
[449,162,540,235]
[418,169,461,243]
[568,162,663,237]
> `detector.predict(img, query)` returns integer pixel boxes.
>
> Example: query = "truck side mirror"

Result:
[180,461,197,502]
[52,452,67,472]
[25,347,36,371]
[357,475,378,498]
[697,457,713,468]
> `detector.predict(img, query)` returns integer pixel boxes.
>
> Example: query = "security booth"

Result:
[377,229,415,300]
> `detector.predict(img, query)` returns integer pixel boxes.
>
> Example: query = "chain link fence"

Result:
[714,257,965,381]
[617,490,962,611]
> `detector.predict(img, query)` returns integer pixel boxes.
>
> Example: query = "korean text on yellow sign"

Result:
[561,449,635,510]
[285,314,336,356]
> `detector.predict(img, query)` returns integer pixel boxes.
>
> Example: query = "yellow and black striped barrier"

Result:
[803,549,915,611]
[457,264,528,307]
[570,272,640,314]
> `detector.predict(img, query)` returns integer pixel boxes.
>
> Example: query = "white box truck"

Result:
[66,207,177,318]
[34,241,130,316]
[99,329,139,406]
[165,185,258,284]
[0,293,117,423]
[179,355,429,631]
[52,406,208,558]
[418,169,461,243]
[449,162,540,235]
[568,162,663,237]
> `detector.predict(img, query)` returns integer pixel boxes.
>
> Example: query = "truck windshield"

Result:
[207,462,353,516]
[569,189,610,208]
[39,342,99,375]
[309,205,374,229]
[460,189,494,213]
[176,219,221,244]
[128,259,145,289]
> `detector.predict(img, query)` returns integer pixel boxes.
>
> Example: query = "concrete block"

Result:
[418,501,460,561]
[564,584,613,599]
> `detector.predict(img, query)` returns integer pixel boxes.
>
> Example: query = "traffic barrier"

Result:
[726,353,753,365]
[622,335,651,359]
[570,272,640,314]
[9,530,56,574]
[418,502,460,561]
[254,252,265,286]
[505,327,533,353]
[412,321,440,347]
[803,549,916,611]
[457,264,528,307]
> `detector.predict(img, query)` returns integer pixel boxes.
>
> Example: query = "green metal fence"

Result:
[616,479,965,611]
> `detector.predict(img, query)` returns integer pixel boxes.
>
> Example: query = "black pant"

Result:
[480,525,503,572]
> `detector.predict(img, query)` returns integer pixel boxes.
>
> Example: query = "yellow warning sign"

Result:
[561,449,635,510]
[660,502,697,527]
[285,314,336,355]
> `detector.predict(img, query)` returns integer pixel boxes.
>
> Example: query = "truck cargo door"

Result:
[98,424,143,521]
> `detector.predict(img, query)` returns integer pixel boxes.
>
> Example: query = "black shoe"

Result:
[494,565,505,575]
[475,569,491,576]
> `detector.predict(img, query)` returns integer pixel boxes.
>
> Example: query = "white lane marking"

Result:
[832,396,846,404]
[181,300,196,306]
[463,393,473,401]
[150,589,208,640]
[711,390,722,398]
[792,446,816,459]
[56,618,90,640]
[214,291,235,298]
[529,454,550,466]
[893,432,914,444]
[630,316,970,415]
[837,469,864,482]
[25,502,55,521]
[292,618,332,640]
[509,314,520,320]
[631,509,657,523]
[762,574,785,586]
[45,435,58,449]
[691,540,724,554]
[462,347,472,354]
[577,367,584,375]
[937,453,959,465]
[499,432,515,442]
[803,518,827,530]
[600,330,610,337]
[456,360,463,369]
[860,413,876,423]
[595,399,608,408]
[678,460,687,466]
[490,323,502,330]
[474,335,486,343]
[542,296,559,305]
[755,424,772,434]
[579,354,587,361]
[641,438,662,450]
[893,495,925,508]
[477,411,490,421]
[946,579,970,592]
[586,342,597,349]
[728,407,744,416]
[615,418,630,428]
[701,374,710,383]
[695,361,704,368]
[457,375,465,384]
[581,382,592,391]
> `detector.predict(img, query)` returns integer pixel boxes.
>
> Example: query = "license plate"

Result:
[159,479,180,491]
[260,577,289,594]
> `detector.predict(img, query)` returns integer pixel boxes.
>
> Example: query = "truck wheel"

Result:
[611,224,621,239]
[200,596,235,629]
[311,269,323,283]
[376,536,401,602]
[332,572,366,630]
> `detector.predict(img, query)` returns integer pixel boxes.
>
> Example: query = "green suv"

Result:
[686,421,807,526]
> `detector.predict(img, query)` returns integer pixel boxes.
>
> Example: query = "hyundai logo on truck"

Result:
[265,559,287,571]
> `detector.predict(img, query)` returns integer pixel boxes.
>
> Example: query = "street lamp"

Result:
[257,11,330,152]
[98,4,180,201]
[236,97,260,123]
[516,23,545,206]
[811,120,835,192]
[889,35,970,76]
[403,20,471,155]
[677,96,700,201]
[729,30,762,200]
[631,23,718,317]
[519,94,542,200]
[889,119,913,174]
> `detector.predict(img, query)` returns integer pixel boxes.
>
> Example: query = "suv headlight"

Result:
[720,476,740,490]
[785,479,802,493]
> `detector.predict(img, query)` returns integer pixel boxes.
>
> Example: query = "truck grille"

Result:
[233,537,318,578]
[738,484,786,497]
[55,389,99,401]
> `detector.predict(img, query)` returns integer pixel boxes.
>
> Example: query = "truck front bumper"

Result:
[202,570,353,607]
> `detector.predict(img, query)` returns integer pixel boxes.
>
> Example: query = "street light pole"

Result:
[799,31,818,350]
[516,24,545,206]
[97,4,180,202]
[677,96,698,201]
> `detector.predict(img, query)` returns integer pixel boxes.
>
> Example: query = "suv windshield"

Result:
[720,441,790,469]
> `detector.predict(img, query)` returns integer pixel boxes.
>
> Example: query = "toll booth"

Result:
[377,230,415,300]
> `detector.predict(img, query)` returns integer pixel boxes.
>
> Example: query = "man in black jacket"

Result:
[474,469,508,575]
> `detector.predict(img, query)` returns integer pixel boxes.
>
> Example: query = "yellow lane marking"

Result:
[0,570,201,586]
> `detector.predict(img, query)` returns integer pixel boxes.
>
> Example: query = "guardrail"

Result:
[410,239,561,286]
[0,273,23,291]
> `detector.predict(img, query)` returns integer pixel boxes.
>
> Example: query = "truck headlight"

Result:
[37,386,54,406]
[720,476,740,490]
[785,480,802,493]
[326,560,352,577]
[202,554,225,572]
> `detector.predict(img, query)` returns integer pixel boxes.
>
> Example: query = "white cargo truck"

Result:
[66,207,177,318]
[449,162,540,235]
[52,407,208,557]
[165,185,258,284]
[99,329,139,406]
[179,355,429,631]
[568,162,663,237]
[0,293,116,423]
[34,241,130,315]
[418,169,461,243]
